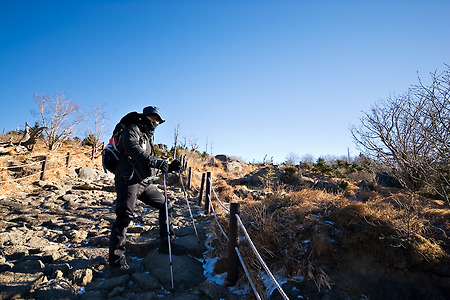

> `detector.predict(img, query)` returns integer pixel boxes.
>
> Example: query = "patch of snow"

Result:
[77,287,85,295]
[202,256,226,285]
[228,283,250,296]
[131,256,143,262]
[260,272,288,299]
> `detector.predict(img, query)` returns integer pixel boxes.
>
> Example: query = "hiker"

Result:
[109,106,185,275]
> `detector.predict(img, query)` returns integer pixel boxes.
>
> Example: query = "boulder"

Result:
[225,161,242,172]
[198,280,229,299]
[313,180,340,193]
[300,176,315,189]
[65,229,89,243]
[0,271,45,299]
[246,165,281,187]
[176,234,207,258]
[135,291,158,300]
[69,268,93,286]
[77,168,100,181]
[131,272,160,291]
[143,252,205,291]
[11,259,45,273]
[30,278,77,300]
[375,172,402,188]
[214,154,229,162]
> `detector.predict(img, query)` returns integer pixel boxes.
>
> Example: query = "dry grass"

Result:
[206,179,449,296]
[0,140,102,197]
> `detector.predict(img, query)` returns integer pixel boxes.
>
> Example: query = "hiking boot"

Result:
[110,262,134,276]
[158,240,187,255]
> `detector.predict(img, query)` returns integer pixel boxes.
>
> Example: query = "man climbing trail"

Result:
[108,106,185,275]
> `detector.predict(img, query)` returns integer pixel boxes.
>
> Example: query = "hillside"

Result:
[0,140,449,299]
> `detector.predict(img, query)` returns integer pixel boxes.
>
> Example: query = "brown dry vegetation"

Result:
[205,171,450,298]
[0,138,102,197]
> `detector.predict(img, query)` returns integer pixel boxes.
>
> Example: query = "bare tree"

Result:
[351,66,450,202]
[285,152,300,166]
[173,124,179,158]
[84,105,110,148]
[34,92,86,150]
[188,136,199,152]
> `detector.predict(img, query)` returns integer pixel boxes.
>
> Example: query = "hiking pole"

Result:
[178,170,200,243]
[163,173,174,290]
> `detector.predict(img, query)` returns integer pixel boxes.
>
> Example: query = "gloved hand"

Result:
[168,159,182,173]
[154,159,169,173]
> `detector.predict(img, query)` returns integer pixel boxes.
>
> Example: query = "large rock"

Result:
[126,233,159,257]
[69,268,93,286]
[375,172,402,188]
[0,271,45,299]
[197,280,229,299]
[246,165,282,186]
[29,278,77,300]
[225,161,242,172]
[313,180,340,192]
[176,235,207,258]
[214,154,229,162]
[143,251,205,291]
[131,272,160,291]
[11,259,45,273]
[65,229,89,242]
[77,167,100,181]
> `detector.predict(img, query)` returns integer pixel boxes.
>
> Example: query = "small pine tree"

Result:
[259,164,277,191]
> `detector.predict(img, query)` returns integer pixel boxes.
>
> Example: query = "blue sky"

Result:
[1,0,449,163]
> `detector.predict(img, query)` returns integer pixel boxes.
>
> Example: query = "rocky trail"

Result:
[0,168,231,300]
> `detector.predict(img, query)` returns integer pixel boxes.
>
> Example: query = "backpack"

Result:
[102,112,142,174]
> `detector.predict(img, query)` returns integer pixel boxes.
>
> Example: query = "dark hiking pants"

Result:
[109,179,174,266]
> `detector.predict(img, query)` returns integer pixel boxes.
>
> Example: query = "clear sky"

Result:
[1,0,449,163]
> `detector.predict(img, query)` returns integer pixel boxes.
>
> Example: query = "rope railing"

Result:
[210,182,230,213]
[0,160,45,169]
[183,166,289,299]
[207,193,229,241]
[236,214,289,300]
[0,171,42,183]
[0,147,99,184]
[235,246,262,300]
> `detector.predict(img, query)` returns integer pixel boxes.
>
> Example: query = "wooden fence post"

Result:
[199,172,206,205]
[187,167,192,190]
[40,156,48,181]
[182,154,187,170]
[91,147,96,162]
[227,202,240,286]
[66,152,71,169]
[204,171,211,214]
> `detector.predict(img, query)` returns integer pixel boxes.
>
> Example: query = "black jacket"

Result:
[115,119,160,183]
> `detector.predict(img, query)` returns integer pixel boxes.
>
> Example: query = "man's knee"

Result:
[115,208,133,227]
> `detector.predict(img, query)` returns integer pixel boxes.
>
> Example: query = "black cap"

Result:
[142,106,165,123]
